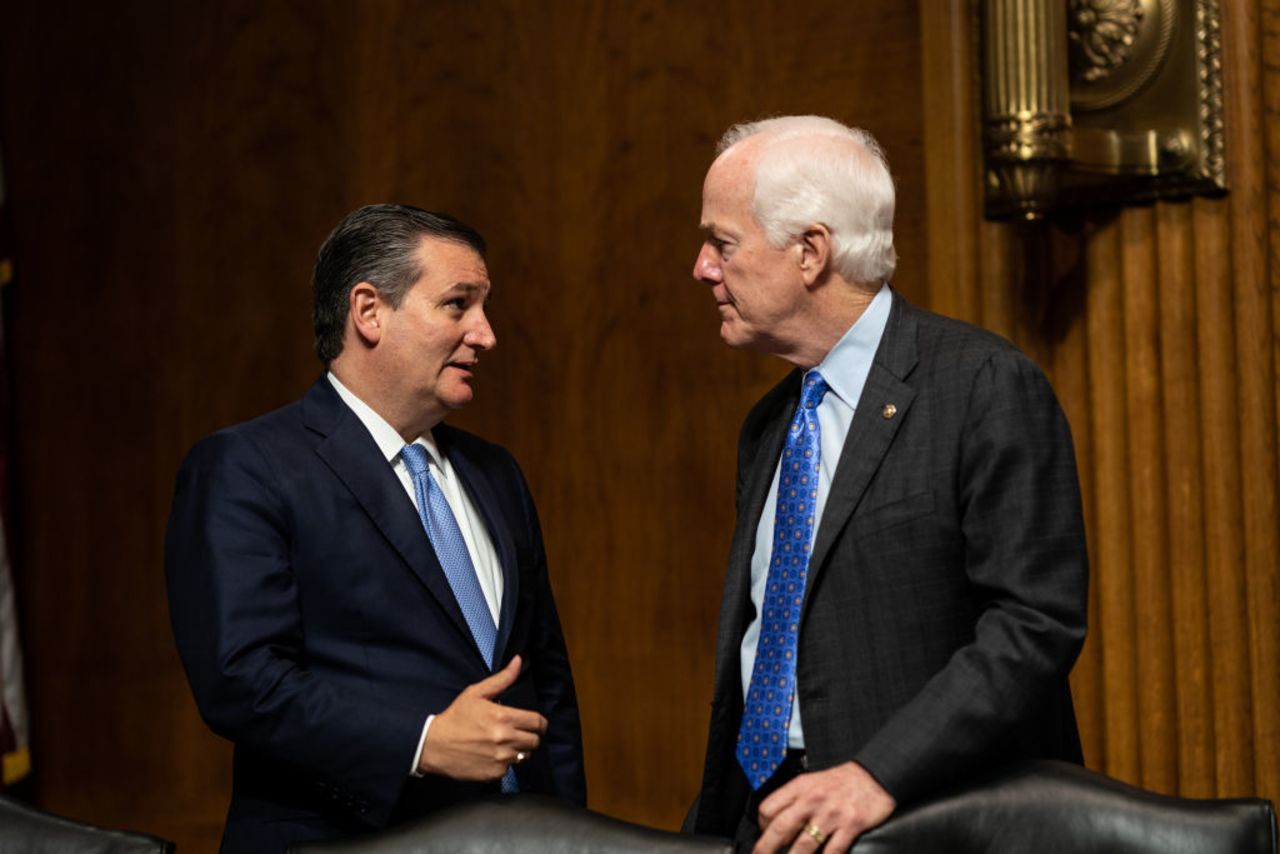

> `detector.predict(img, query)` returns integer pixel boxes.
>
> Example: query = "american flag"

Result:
[0,150,30,787]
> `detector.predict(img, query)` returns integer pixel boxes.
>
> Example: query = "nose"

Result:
[466,308,497,351]
[693,243,722,284]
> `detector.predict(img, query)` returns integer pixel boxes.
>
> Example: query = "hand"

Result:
[418,655,547,781]
[754,761,895,853]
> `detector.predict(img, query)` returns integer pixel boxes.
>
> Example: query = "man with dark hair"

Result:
[686,117,1087,852]
[166,204,585,853]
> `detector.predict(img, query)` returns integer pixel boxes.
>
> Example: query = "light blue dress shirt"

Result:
[739,283,892,749]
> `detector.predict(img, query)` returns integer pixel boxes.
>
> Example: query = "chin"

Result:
[719,322,753,350]
[439,386,476,410]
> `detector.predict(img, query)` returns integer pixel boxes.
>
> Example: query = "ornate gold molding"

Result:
[1070,0,1148,84]
[1196,0,1225,187]
[982,0,1226,219]
[982,0,1073,218]
[1069,0,1175,110]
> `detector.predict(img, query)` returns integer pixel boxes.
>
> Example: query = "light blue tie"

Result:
[401,443,517,793]
[737,370,829,789]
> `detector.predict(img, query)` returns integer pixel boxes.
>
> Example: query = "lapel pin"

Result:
[882,403,897,419]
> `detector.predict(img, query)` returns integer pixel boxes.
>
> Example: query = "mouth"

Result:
[447,360,478,376]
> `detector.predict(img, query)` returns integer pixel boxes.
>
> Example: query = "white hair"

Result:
[717,115,897,283]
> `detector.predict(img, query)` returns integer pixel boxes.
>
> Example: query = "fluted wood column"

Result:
[922,0,1279,803]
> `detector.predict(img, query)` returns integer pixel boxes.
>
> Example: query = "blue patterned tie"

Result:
[401,443,518,793]
[737,371,829,789]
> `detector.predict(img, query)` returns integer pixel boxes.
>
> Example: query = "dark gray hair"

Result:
[312,204,486,364]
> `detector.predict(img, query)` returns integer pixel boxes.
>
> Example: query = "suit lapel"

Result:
[436,427,519,664]
[806,296,919,606]
[302,380,484,663]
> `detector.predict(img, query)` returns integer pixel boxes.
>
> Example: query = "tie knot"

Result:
[401,443,430,478]
[801,371,829,410]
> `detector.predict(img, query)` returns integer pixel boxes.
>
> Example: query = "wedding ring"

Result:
[804,823,827,845]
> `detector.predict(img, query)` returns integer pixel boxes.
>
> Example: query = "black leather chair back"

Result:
[288,793,731,853]
[0,794,174,854]
[855,760,1276,853]
[289,761,1276,854]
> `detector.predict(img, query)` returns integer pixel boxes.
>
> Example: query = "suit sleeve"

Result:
[852,351,1088,802]
[509,456,588,805]
[164,431,423,826]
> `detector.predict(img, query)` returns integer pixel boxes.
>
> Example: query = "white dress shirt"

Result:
[739,283,892,749]
[327,372,504,774]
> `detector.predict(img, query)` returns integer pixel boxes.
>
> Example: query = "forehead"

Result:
[413,236,490,286]
[700,145,759,228]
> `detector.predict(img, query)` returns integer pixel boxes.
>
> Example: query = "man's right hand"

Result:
[417,655,547,781]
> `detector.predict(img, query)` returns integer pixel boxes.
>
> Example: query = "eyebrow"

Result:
[445,281,489,295]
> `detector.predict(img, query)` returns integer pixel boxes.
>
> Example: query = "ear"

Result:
[349,282,384,347]
[797,224,833,287]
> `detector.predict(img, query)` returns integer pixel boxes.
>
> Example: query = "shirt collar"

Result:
[812,282,892,409]
[326,372,443,467]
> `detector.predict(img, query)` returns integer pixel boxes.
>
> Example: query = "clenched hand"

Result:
[417,655,547,780]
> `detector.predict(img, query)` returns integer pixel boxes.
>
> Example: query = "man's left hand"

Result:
[754,761,895,853]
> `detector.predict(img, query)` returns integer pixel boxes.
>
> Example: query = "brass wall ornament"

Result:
[1069,0,1150,87]
[982,0,1226,220]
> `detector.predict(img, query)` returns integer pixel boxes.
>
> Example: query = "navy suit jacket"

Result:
[691,293,1087,835]
[166,378,585,854]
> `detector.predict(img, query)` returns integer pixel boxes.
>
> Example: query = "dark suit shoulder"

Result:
[899,299,1044,377]
[893,301,1069,444]
[180,397,310,471]
[173,379,350,503]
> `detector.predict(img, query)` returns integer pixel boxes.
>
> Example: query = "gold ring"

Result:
[804,823,827,845]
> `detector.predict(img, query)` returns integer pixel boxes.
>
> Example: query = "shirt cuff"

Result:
[410,714,435,777]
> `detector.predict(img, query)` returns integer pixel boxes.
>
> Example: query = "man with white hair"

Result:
[686,116,1088,852]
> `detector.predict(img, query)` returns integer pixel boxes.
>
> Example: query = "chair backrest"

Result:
[288,761,1277,854]
[287,793,732,854]
[0,794,174,854]
[855,760,1277,854]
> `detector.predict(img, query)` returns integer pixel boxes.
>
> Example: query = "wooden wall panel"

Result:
[1084,216,1142,782]
[6,1,1274,849]
[1120,206,1178,791]
[923,0,1280,808]
[0,1,925,849]
[1154,200,1216,797]
[1233,0,1280,800]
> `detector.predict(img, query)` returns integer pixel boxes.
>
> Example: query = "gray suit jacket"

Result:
[691,292,1087,835]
